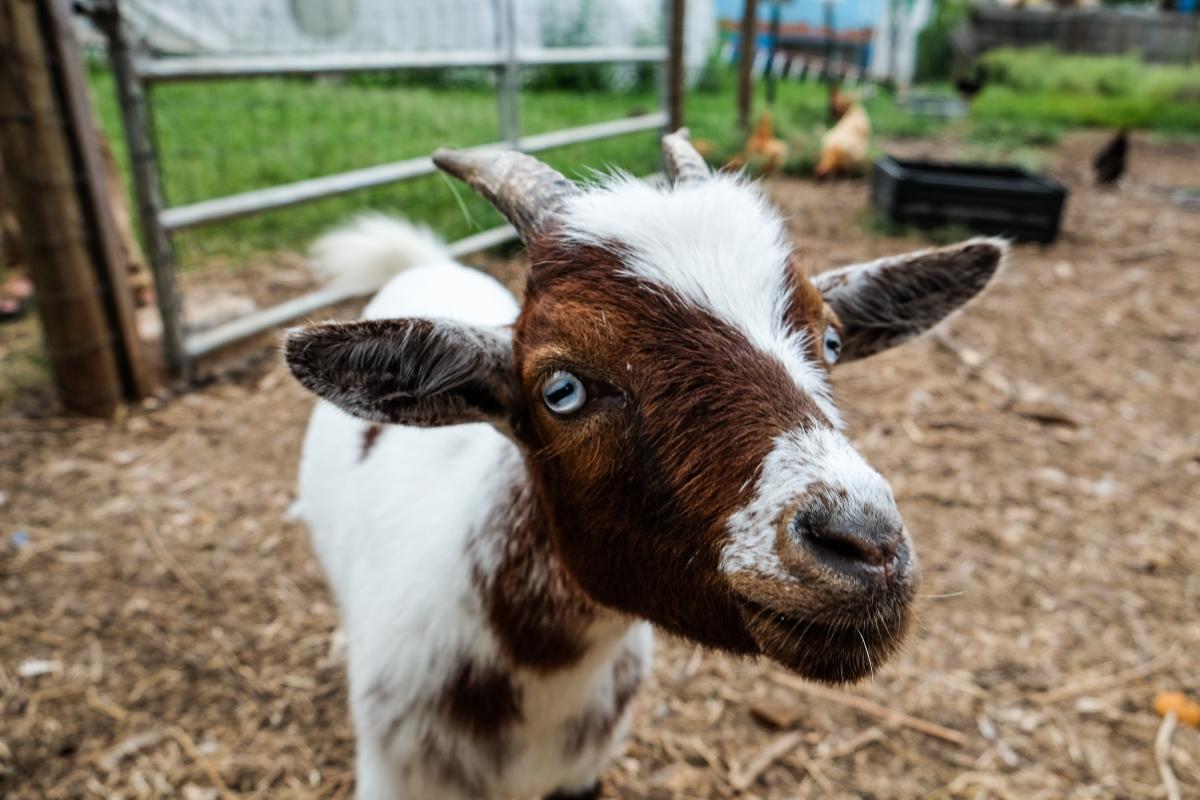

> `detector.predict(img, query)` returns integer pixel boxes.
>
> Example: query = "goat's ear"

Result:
[284,318,516,429]
[813,237,1006,363]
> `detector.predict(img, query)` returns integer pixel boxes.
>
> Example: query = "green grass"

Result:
[973,48,1200,135]
[89,68,667,264]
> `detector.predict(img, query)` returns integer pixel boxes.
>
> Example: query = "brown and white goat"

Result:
[285,134,1005,799]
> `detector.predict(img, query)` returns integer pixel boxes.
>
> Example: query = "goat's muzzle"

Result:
[732,483,920,684]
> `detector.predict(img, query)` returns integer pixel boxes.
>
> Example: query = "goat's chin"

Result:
[738,599,913,685]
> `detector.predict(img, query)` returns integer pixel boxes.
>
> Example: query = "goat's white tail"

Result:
[308,213,450,294]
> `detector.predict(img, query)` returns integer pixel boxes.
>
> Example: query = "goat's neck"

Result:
[471,450,631,672]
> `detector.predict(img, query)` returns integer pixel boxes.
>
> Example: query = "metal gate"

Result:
[84,0,678,378]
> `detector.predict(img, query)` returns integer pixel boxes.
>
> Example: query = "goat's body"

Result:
[295,219,652,799]
[287,156,1004,794]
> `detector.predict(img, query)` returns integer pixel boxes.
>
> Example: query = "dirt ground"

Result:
[2,131,1198,799]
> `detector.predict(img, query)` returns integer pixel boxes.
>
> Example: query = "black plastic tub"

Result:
[871,155,1068,243]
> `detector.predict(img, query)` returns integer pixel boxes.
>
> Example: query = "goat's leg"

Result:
[354,740,405,800]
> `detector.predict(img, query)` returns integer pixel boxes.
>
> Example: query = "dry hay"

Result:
[1,132,1198,798]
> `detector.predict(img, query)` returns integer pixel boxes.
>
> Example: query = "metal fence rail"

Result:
[135,46,669,82]
[84,0,681,379]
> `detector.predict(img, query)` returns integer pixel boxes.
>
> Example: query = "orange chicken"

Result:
[814,101,871,179]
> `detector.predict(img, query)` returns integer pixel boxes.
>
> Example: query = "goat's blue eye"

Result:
[823,327,842,365]
[542,371,587,415]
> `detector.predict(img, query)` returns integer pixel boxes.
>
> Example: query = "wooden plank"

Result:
[43,0,152,398]
[0,0,123,415]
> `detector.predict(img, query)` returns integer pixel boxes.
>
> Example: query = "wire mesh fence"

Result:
[74,0,680,376]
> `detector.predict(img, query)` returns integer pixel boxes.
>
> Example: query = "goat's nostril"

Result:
[794,513,903,578]
[814,528,892,566]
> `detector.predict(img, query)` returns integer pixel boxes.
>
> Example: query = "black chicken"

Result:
[1093,130,1128,185]
[954,64,987,103]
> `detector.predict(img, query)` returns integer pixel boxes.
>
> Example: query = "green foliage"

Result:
[967,115,1062,148]
[975,48,1200,128]
[694,45,733,95]
[976,87,1200,133]
[915,0,972,82]
[963,48,1200,135]
[863,87,946,139]
[981,47,1134,95]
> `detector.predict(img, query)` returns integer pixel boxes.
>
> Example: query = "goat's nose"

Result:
[792,502,903,580]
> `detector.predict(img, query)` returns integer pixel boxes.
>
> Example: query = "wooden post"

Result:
[0,0,148,415]
[43,0,152,398]
[765,0,782,106]
[666,0,685,132]
[738,0,759,132]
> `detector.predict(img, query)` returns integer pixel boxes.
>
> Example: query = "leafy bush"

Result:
[979,47,1200,99]
[916,0,971,82]
[694,45,733,95]
[971,48,1200,133]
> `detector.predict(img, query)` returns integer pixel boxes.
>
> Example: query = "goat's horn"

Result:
[432,149,579,240]
[662,128,710,187]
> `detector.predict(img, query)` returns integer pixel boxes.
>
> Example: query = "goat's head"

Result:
[285,135,1005,683]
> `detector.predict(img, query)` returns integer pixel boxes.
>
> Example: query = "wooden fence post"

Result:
[666,0,685,132]
[738,0,759,132]
[0,0,150,415]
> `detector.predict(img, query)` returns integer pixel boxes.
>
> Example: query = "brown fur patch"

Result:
[506,236,835,654]
[360,424,384,461]
[441,657,523,739]
[469,459,597,672]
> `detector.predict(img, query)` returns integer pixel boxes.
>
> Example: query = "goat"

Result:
[284,133,1006,799]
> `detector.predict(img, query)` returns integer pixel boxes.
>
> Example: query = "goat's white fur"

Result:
[295,215,651,799]
[723,427,900,582]
[559,174,842,427]
[308,213,451,294]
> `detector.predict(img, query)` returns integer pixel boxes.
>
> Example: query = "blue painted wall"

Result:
[715,0,883,31]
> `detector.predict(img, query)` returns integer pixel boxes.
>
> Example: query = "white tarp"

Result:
[867,0,933,88]
[117,0,717,74]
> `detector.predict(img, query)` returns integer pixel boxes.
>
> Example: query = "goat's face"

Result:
[286,139,1005,684]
